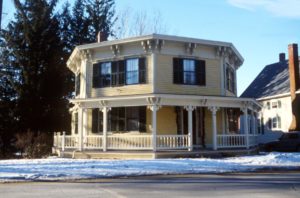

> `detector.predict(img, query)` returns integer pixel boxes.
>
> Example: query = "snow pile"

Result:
[0,152,299,182]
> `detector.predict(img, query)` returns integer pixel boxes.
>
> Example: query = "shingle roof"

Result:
[241,60,291,99]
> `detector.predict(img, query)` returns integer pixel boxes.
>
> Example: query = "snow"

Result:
[0,152,299,182]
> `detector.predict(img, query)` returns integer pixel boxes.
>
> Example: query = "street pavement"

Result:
[1,172,300,198]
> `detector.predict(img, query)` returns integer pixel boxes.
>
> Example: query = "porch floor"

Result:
[54,147,259,159]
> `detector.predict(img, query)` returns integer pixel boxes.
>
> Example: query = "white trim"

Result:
[257,92,290,101]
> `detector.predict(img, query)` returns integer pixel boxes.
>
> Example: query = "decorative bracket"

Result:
[141,39,164,53]
[147,97,162,111]
[184,105,196,112]
[111,44,121,57]
[199,99,207,106]
[185,43,197,55]
[80,49,92,61]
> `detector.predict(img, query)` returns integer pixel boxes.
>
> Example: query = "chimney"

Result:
[288,43,300,131]
[97,31,107,43]
[279,53,285,62]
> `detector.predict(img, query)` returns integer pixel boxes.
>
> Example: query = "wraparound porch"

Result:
[53,94,261,157]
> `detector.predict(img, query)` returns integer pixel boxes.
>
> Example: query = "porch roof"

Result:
[70,94,261,111]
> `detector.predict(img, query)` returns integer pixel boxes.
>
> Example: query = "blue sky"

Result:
[2,0,300,95]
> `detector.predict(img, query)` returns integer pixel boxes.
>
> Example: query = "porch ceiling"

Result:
[70,94,261,111]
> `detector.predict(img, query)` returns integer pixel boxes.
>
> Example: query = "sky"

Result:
[2,0,300,95]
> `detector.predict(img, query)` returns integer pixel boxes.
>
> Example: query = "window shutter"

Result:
[173,58,183,84]
[92,63,100,88]
[111,61,118,86]
[75,74,81,96]
[92,109,99,133]
[139,58,146,83]
[139,106,146,132]
[196,60,206,85]
[118,60,125,85]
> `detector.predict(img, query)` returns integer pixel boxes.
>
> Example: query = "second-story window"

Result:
[93,58,146,88]
[173,58,206,85]
[126,59,139,84]
[226,65,235,93]
[101,62,112,87]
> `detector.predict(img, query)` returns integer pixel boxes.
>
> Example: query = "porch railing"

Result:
[85,135,103,149]
[217,134,258,148]
[157,135,189,149]
[107,135,152,150]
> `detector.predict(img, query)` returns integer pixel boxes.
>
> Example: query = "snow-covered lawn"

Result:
[0,152,299,182]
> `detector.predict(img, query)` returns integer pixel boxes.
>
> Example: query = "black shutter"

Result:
[118,60,125,85]
[139,58,146,83]
[92,109,99,133]
[111,61,118,86]
[173,58,183,84]
[92,63,100,88]
[139,106,146,132]
[75,74,80,96]
[196,60,206,86]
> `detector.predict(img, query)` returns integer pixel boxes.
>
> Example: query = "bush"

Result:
[15,131,53,158]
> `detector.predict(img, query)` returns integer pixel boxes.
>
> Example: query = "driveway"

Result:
[1,172,300,198]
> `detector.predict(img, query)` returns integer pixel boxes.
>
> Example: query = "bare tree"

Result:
[114,7,169,39]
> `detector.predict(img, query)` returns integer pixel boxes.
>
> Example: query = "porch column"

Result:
[251,111,255,135]
[101,106,111,152]
[209,106,219,151]
[149,105,159,152]
[185,105,195,151]
[82,108,88,149]
[78,107,84,151]
[242,108,249,149]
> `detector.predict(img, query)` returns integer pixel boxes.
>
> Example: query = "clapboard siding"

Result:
[155,54,221,95]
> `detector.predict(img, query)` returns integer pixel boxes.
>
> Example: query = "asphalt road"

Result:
[1,173,300,198]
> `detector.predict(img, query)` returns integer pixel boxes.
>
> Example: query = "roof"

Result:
[67,34,244,73]
[241,60,291,99]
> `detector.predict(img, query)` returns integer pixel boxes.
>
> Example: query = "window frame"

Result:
[226,64,236,93]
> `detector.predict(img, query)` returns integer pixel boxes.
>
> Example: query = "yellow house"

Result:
[53,34,261,158]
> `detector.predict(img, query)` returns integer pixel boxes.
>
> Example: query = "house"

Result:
[53,34,261,158]
[241,44,300,143]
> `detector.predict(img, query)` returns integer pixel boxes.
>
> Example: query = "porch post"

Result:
[78,107,83,151]
[149,105,159,152]
[242,108,249,149]
[82,108,88,149]
[251,110,255,135]
[101,106,110,152]
[185,105,195,151]
[209,106,219,151]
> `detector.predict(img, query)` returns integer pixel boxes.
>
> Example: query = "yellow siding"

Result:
[155,54,221,96]
[146,106,177,135]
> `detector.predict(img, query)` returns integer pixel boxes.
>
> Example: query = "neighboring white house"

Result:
[241,44,300,143]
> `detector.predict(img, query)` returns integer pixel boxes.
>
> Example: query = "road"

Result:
[1,173,300,198]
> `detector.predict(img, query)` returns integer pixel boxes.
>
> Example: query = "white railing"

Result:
[157,135,189,149]
[217,134,246,148]
[53,132,78,150]
[107,134,152,150]
[85,135,103,149]
[217,134,258,148]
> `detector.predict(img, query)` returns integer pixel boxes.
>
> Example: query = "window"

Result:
[91,107,146,133]
[272,101,278,108]
[183,60,196,84]
[126,59,139,84]
[269,116,281,130]
[173,58,205,85]
[93,58,146,88]
[226,65,235,93]
[266,102,270,110]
